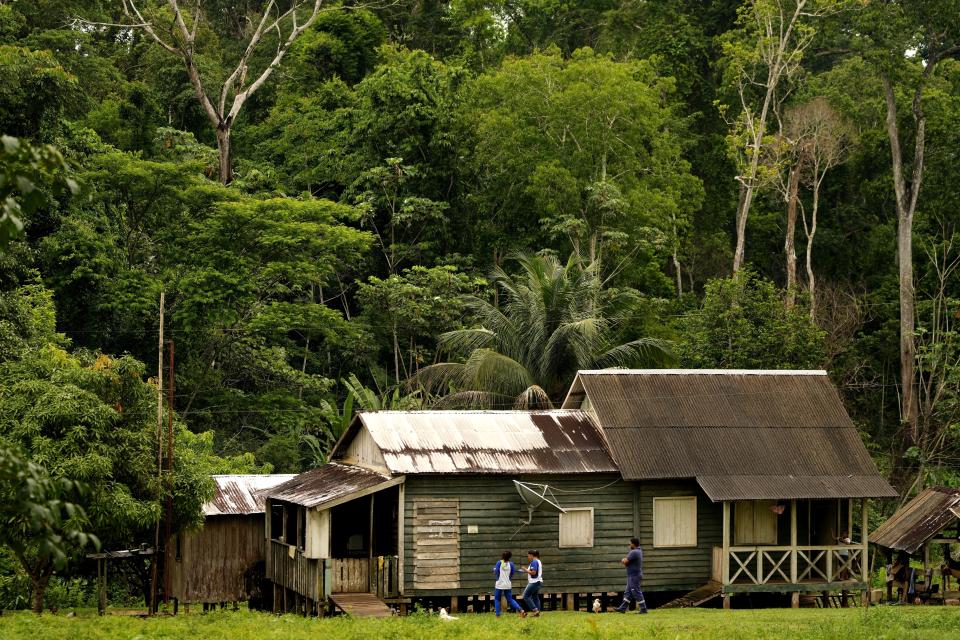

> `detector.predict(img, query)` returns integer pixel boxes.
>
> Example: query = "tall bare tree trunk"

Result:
[785,164,800,307]
[882,73,923,443]
[806,184,819,321]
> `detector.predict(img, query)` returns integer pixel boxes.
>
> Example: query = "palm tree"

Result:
[415,253,670,408]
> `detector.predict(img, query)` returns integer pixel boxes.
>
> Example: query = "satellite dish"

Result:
[511,481,565,539]
[514,481,566,514]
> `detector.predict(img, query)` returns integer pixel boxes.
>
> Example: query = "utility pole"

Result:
[163,338,175,606]
[150,292,164,615]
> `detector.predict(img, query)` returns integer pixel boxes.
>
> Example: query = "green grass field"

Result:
[1,607,959,640]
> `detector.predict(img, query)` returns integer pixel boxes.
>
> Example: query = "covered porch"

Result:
[263,463,404,614]
[712,497,871,607]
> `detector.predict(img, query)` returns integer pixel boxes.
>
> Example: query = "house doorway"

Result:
[329,485,401,595]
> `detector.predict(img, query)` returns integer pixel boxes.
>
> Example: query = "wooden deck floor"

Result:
[329,592,393,618]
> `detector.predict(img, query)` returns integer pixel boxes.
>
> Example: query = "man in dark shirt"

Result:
[616,537,648,613]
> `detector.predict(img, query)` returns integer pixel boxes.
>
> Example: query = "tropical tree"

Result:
[415,252,669,408]
[677,268,826,369]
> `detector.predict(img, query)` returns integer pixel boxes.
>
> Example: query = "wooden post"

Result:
[722,502,731,586]
[790,499,798,585]
[791,591,799,609]
[397,483,405,596]
[97,558,107,616]
[368,493,375,589]
[847,498,854,539]
[861,499,870,584]
[722,500,732,609]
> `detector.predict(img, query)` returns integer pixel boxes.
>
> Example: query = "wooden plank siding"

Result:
[265,540,323,600]
[635,480,722,591]
[402,474,635,595]
[170,515,266,604]
[413,499,461,589]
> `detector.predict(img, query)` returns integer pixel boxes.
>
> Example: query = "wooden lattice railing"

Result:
[723,545,864,585]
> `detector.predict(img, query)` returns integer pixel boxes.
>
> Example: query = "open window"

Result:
[653,497,698,548]
[270,503,284,542]
[559,508,594,548]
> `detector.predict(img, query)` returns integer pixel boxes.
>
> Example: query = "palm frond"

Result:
[514,385,553,410]
[595,337,673,369]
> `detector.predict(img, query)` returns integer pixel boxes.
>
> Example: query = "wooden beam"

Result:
[397,482,405,596]
[861,499,870,584]
[722,502,731,586]
[790,499,798,585]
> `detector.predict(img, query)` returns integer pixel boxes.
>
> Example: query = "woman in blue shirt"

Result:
[520,549,543,617]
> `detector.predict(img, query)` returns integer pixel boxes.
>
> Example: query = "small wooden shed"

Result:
[170,474,295,607]
[870,486,960,601]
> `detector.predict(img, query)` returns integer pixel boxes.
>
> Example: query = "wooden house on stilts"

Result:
[263,369,895,615]
[562,369,897,608]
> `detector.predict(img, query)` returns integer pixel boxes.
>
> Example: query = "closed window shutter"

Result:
[653,497,697,548]
[559,508,594,548]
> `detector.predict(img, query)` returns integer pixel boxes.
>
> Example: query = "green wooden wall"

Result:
[403,474,631,595]
[402,475,722,595]
[634,479,722,591]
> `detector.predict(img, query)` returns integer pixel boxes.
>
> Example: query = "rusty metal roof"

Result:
[333,410,617,475]
[870,487,960,553]
[265,463,390,508]
[563,369,896,501]
[203,475,297,516]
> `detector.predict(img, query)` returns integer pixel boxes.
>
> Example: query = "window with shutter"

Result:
[734,501,778,545]
[653,497,698,548]
[559,508,594,548]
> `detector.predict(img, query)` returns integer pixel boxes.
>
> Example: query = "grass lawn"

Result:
[1,607,959,640]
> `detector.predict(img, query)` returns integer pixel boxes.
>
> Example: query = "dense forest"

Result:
[1,0,959,612]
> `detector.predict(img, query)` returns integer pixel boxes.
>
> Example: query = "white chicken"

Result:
[592,598,602,614]
[439,607,458,620]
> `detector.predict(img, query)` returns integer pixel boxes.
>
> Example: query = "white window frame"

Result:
[559,507,595,548]
[653,496,698,549]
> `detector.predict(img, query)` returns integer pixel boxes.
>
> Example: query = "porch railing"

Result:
[715,545,865,586]
[371,555,400,599]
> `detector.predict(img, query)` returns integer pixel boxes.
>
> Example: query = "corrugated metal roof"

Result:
[265,463,390,508]
[698,475,899,501]
[335,410,617,475]
[564,369,896,501]
[870,487,960,553]
[203,474,297,516]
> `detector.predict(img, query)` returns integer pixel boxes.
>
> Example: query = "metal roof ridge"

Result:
[357,409,589,414]
[575,369,828,376]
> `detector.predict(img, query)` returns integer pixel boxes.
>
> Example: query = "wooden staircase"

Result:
[329,592,394,618]
[660,581,723,608]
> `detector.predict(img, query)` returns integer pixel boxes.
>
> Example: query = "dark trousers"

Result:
[522,581,543,611]
[617,576,647,612]
[494,588,522,616]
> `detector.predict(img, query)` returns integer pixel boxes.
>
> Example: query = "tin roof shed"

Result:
[870,487,960,554]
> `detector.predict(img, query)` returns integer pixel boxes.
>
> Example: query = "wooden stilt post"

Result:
[97,558,107,616]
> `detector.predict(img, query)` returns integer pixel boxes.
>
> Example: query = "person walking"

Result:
[520,549,543,618]
[492,550,523,617]
[616,537,647,613]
